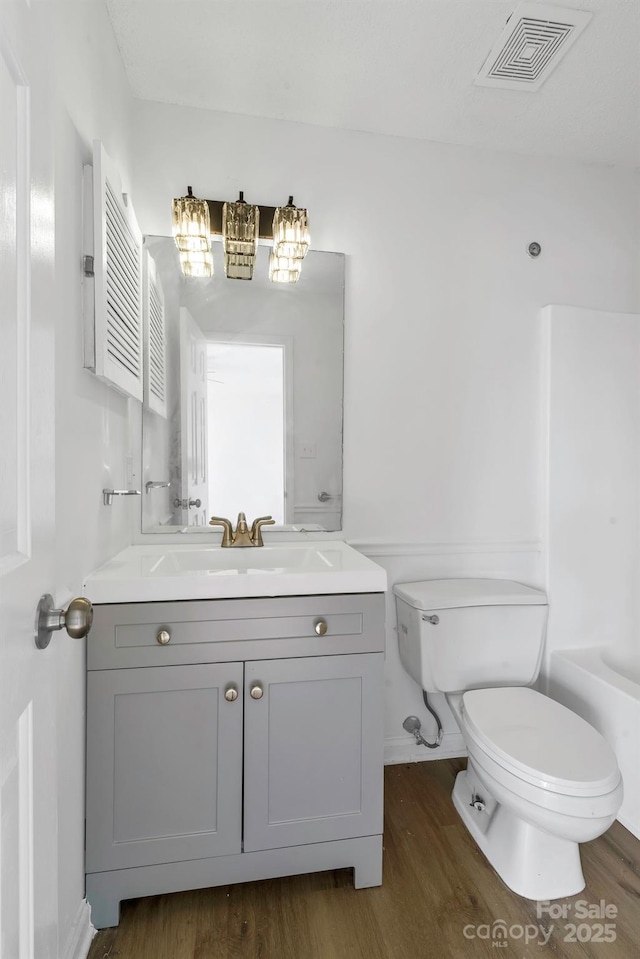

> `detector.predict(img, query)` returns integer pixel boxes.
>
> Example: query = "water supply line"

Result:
[402,691,444,749]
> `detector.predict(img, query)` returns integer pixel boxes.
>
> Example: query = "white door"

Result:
[0,4,58,957]
[179,308,209,525]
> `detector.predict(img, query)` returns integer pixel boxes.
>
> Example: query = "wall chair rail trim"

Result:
[347,539,543,558]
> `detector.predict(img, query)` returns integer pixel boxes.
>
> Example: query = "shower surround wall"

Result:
[544,306,640,663]
[130,102,639,758]
[543,306,640,837]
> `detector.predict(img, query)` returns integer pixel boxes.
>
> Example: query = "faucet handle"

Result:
[209,516,233,547]
[250,515,276,547]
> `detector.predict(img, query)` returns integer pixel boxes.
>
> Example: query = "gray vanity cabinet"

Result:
[85,593,385,928]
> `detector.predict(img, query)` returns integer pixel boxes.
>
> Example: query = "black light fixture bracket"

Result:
[206,199,278,241]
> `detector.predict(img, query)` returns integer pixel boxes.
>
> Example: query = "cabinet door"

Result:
[243,653,384,852]
[86,663,243,872]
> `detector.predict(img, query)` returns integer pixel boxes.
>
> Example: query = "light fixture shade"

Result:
[179,249,213,278]
[272,197,310,259]
[222,193,259,256]
[224,253,256,281]
[269,252,301,284]
[172,188,211,252]
[222,192,259,280]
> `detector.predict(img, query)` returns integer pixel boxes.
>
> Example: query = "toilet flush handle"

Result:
[422,614,440,625]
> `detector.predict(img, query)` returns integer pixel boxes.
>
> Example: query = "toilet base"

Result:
[452,767,585,901]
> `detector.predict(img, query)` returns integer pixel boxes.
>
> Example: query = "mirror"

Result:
[141,237,344,532]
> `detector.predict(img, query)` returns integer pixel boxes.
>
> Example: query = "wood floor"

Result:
[88,760,640,959]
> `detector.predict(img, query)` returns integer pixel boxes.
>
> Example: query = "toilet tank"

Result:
[393,579,548,694]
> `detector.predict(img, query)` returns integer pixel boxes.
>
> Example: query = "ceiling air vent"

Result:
[475,2,592,92]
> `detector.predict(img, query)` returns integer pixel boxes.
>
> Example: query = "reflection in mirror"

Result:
[141,237,344,532]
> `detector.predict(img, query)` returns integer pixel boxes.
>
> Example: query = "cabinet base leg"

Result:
[353,836,383,888]
[85,875,121,930]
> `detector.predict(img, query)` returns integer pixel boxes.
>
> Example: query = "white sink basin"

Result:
[155,544,336,574]
[84,541,387,603]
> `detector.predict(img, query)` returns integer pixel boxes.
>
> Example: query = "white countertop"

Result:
[84,541,387,604]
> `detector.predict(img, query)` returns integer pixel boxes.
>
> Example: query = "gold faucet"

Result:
[209,512,275,547]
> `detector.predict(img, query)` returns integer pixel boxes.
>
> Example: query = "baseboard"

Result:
[60,900,96,959]
[384,732,467,765]
[617,812,640,842]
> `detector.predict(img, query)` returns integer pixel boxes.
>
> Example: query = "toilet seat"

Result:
[461,687,621,798]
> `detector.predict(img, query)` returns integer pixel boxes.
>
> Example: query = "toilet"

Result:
[393,578,623,901]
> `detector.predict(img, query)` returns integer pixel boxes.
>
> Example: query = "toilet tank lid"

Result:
[393,578,547,611]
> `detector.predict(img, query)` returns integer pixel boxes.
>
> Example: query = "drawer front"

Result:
[88,593,385,669]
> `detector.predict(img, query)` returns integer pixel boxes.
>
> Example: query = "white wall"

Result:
[544,306,640,665]
[50,2,135,952]
[130,102,639,755]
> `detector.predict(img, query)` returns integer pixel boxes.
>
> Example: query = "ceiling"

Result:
[106,0,640,167]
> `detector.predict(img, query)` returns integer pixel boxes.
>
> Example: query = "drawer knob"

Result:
[156,629,171,645]
[224,684,239,702]
[250,683,264,700]
[314,619,328,636]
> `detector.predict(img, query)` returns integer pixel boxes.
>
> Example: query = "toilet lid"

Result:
[461,687,621,797]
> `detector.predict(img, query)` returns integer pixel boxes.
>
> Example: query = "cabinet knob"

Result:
[314,619,328,636]
[224,684,239,702]
[250,683,264,700]
[156,629,171,645]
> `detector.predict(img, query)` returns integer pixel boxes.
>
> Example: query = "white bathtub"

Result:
[602,646,640,688]
[548,647,640,840]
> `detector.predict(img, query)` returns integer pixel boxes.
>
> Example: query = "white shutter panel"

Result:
[83,140,143,400]
[143,250,168,418]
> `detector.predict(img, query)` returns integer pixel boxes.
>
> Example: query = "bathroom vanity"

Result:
[83,543,386,928]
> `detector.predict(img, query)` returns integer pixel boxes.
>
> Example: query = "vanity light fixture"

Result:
[272,196,310,260]
[171,189,310,282]
[172,186,213,276]
[222,191,260,280]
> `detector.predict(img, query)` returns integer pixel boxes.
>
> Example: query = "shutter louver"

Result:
[143,251,168,418]
[83,141,144,401]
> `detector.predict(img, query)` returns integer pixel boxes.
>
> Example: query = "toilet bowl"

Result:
[393,578,624,900]
[447,687,623,899]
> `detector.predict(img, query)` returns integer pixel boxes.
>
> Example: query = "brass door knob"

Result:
[35,594,93,650]
[156,629,171,645]
[314,619,328,636]
[224,684,239,702]
[250,683,264,700]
